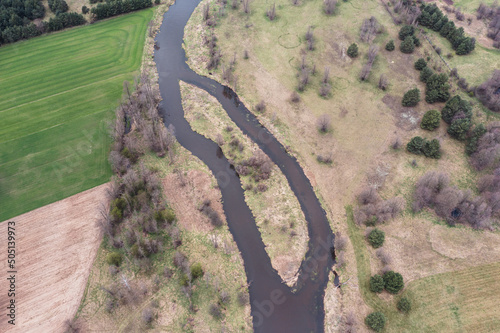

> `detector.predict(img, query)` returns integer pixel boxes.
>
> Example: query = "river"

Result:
[154,1,337,331]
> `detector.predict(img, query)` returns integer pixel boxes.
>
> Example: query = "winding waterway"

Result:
[154,1,336,331]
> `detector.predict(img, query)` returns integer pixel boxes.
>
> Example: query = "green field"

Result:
[0,9,154,221]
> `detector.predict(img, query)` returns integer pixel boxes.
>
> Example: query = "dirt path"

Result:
[0,184,108,333]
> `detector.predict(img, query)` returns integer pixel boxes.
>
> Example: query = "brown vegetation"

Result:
[475,70,500,112]
[360,16,382,43]
[353,187,404,226]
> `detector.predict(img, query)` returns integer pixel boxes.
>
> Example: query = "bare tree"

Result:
[378,74,388,90]
[290,91,301,103]
[322,67,330,84]
[203,3,210,21]
[323,0,337,15]
[317,114,331,133]
[242,0,250,14]
[267,3,276,20]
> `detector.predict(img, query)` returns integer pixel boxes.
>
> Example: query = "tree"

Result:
[423,139,441,159]
[317,114,331,133]
[420,66,433,83]
[370,274,385,293]
[441,95,472,124]
[414,58,427,70]
[324,0,337,15]
[397,297,411,313]
[421,110,440,130]
[383,270,404,294]
[347,43,358,58]
[82,5,89,14]
[400,36,415,53]
[402,88,420,107]
[407,136,425,155]
[448,118,471,141]
[399,25,415,40]
[425,73,450,103]
[365,312,386,332]
[266,3,276,21]
[368,228,385,248]
[385,39,395,51]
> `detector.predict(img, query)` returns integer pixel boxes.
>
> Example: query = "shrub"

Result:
[82,5,89,14]
[414,58,427,70]
[383,270,404,294]
[421,110,441,130]
[367,228,385,248]
[398,25,415,40]
[402,88,420,107]
[370,274,385,293]
[385,40,395,51]
[406,136,425,155]
[106,252,123,266]
[397,297,411,313]
[365,312,386,332]
[400,36,415,53]
[190,263,204,280]
[323,0,337,15]
[448,118,471,141]
[347,43,359,58]
[209,303,222,319]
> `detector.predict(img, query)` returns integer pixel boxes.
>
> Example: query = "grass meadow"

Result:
[0,9,154,221]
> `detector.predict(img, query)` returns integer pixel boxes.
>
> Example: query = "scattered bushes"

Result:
[402,88,420,107]
[383,270,404,294]
[347,43,359,58]
[365,312,386,332]
[397,297,411,313]
[370,274,385,293]
[367,228,385,248]
[420,110,441,130]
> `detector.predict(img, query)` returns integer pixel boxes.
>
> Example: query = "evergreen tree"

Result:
[400,36,415,53]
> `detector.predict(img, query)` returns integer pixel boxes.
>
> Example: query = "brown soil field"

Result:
[0,184,107,333]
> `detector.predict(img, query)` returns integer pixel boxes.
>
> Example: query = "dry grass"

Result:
[179,81,308,286]
[184,0,500,330]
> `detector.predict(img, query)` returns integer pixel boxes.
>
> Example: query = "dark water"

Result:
[154,1,337,331]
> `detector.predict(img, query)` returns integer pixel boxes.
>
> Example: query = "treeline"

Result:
[0,0,45,44]
[0,0,85,45]
[418,3,476,55]
[91,0,152,20]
